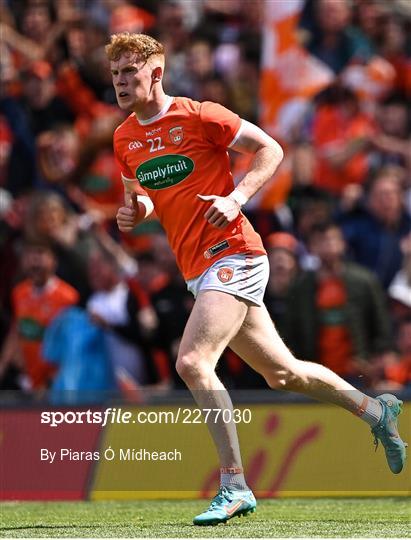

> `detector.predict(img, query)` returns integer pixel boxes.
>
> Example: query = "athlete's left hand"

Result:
[197,194,241,229]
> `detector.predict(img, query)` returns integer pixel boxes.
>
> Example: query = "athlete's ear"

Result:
[151,66,163,82]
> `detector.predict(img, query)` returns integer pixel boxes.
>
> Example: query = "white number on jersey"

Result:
[147,137,165,153]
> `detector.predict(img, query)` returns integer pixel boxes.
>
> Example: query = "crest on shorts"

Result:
[217,267,234,283]
[169,126,184,145]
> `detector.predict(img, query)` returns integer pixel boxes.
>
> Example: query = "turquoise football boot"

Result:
[193,486,256,526]
[371,393,408,474]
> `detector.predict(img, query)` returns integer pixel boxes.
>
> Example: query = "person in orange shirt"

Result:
[284,222,394,384]
[107,33,407,525]
[312,85,376,196]
[0,240,79,390]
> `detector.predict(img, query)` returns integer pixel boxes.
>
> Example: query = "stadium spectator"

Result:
[20,61,75,137]
[370,93,411,175]
[24,191,95,304]
[311,84,376,196]
[301,0,373,74]
[0,239,79,390]
[156,1,193,97]
[19,1,55,46]
[148,233,194,387]
[198,76,231,109]
[353,0,387,51]
[1,193,27,389]
[378,14,411,97]
[0,116,14,187]
[388,232,411,324]
[339,168,411,288]
[61,112,125,221]
[42,305,118,405]
[36,124,79,187]
[135,251,166,293]
[86,247,159,387]
[383,317,411,389]
[185,40,216,100]
[284,222,394,386]
[286,142,335,267]
[293,195,334,269]
[264,232,300,338]
[0,93,40,194]
[0,191,32,313]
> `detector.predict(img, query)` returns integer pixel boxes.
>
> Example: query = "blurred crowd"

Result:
[0,0,410,402]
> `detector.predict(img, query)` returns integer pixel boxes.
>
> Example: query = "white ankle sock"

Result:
[354,396,383,427]
[220,467,248,491]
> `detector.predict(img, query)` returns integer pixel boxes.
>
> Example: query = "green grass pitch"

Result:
[1,498,410,538]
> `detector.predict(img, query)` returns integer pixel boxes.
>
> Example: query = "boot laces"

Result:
[209,487,232,510]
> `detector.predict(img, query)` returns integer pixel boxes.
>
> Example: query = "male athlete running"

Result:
[107,33,407,526]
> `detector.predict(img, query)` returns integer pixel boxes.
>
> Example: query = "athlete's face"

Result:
[110,52,154,111]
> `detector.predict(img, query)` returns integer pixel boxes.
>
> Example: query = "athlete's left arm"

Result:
[198,120,283,229]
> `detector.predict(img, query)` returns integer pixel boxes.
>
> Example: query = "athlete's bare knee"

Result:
[176,352,212,385]
[263,357,306,390]
[264,368,294,389]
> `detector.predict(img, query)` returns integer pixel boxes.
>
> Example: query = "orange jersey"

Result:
[113,96,266,280]
[313,105,376,195]
[81,150,124,207]
[316,277,354,376]
[12,277,79,388]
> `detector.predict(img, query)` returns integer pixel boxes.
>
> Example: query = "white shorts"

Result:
[186,254,269,306]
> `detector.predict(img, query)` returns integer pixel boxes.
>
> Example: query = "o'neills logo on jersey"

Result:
[128,140,143,150]
[136,154,194,190]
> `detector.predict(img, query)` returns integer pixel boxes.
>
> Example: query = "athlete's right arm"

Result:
[116,176,154,233]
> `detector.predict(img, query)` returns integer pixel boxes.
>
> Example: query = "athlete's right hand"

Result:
[116,192,141,232]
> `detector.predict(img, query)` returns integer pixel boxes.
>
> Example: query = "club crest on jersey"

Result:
[217,267,234,283]
[169,126,184,145]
